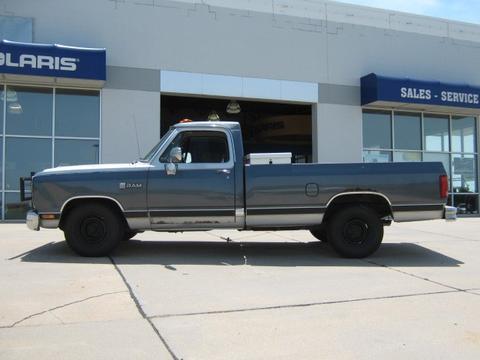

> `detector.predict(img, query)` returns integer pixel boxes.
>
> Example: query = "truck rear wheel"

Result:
[327,205,383,258]
[310,225,328,242]
[64,203,124,257]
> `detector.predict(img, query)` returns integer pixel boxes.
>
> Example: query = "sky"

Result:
[337,0,480,24]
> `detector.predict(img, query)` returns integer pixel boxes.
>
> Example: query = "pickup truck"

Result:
[23,121,457,258]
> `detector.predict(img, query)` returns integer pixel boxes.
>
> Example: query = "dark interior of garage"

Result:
[161,95,313,163]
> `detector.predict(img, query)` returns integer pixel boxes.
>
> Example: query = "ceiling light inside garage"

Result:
[226,100,241,114]
[208,110,220,121]
[8,102,23,114]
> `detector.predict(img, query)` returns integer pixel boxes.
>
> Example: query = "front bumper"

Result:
[444,206,457,221]
[26,210,40,231]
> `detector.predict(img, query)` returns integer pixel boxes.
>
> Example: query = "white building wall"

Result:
[315,104,363,163]
[101,89,160,163]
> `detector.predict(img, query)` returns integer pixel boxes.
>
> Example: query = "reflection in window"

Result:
[424,114,449,152]
[5,86,53,136]
[362,110,391,149]
[55,139,99,167]
[5,138,51,190]
[362,150,391,163]
[5,192,30,220]
[454,194,478,215]
[394,112,421,150]
[452,116,476,153]
[452,154,477,193]
[393,151,421,162]
[55,89,100,137]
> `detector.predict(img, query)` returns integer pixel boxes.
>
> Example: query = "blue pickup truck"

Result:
[23,121,456,258]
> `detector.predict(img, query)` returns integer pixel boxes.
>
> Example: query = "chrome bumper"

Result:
[444,206,457,221]
[26,210,40,231]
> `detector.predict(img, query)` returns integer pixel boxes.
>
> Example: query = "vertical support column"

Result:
[315,102,363,163]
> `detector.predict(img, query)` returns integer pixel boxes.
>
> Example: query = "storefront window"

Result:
[362,110,391,149]
[363,109,479,214]
[5,192,30,220]
[424,114,449,152]
[55,139,99,166]
[0,84,101,221]
[5,137,51,191]
[394,112,421,150]
[362,150,391,163]
[452,154,477,193]
[393,151,421,162]
[5,86,53,136]
[55,89,100,137]
[452,116,476,153]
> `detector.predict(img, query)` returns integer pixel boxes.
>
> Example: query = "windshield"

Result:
[139,129,174,162]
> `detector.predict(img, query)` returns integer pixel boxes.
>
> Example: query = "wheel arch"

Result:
[59,196,126,230]
[323,191,393,222]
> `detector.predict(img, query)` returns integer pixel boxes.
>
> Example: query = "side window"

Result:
[160,131,230,163]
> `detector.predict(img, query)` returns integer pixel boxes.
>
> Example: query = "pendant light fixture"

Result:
[208,110,220,121]
[226,99,241,114]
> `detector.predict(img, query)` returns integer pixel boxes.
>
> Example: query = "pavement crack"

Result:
[148,289,457,320]
[7,290,127,328]
[364,259,465,292]
[108,256,179,360]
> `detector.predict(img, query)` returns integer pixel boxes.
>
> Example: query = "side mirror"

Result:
[169,147,182,163]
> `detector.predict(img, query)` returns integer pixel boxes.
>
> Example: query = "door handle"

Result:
[216,169,231,175]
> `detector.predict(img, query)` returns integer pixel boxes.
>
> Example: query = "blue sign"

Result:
[0,40,106,81]
[361,73,480,109]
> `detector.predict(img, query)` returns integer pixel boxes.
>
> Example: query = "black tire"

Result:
[64,203,125,257]
[123,230,138,241]
[327,205,383,258]
[310,225,328,242]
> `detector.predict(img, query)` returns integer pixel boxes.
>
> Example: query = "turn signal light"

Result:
[40,214,56,220]
[440,175,448,199]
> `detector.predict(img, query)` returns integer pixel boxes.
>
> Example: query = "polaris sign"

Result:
[361,73,480,110]
[0,40,106,81]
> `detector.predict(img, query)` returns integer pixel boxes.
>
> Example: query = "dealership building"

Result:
[1,0,480,220]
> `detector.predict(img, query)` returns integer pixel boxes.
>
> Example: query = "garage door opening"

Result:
[161,95,313,163]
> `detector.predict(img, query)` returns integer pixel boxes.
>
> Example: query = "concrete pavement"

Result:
[0,220,479,359]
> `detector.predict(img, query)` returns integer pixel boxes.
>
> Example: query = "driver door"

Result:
[147,129,236,229]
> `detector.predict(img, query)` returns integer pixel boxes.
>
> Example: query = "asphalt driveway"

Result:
[0,219,479,359]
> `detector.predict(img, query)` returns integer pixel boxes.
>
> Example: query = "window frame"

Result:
[156,127,235,170]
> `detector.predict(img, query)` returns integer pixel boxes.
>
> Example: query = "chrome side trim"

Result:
[126,217,151,230]
[60,195,125,213]
[247,213,324,227]
[326,191,393,207]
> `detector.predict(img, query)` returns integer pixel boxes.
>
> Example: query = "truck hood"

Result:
[38,162,152,175]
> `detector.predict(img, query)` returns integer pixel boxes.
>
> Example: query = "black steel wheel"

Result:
[64,203,124,257]
[122,230,138,241]
[327,205,383,258]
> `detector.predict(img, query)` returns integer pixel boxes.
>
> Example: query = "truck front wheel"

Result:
[327,205,383,258]
[64,203,125,257]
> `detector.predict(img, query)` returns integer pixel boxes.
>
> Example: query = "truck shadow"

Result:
[15,239,463,267]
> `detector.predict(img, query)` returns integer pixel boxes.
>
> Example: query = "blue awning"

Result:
[0,40,106,87]
[361,73,480,114]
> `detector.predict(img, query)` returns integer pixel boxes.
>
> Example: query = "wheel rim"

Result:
[342,219,368,244]
[80,216,107,244]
